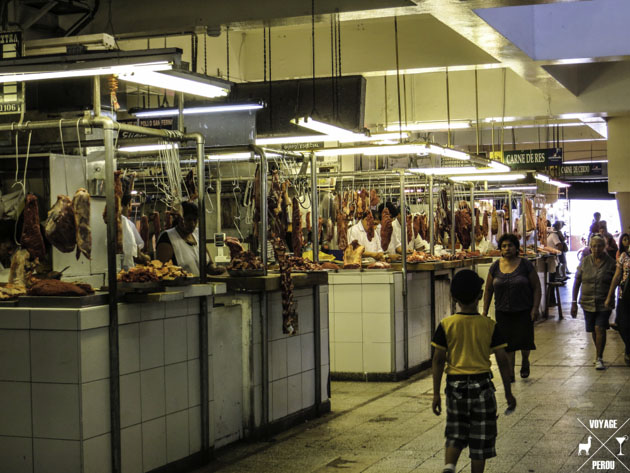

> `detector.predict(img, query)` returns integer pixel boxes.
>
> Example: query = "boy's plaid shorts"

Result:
[444,374,498,460]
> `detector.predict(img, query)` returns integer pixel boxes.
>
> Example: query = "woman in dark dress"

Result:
[482,233,542,381]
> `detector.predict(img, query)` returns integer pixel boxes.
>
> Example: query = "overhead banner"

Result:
[560,163,604,177]
[492,148,563,169]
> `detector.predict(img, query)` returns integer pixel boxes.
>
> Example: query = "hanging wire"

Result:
[393,16,403,143]
[225,26,230,81]
[501,67,507,154]
[58,119,66,155]
[311,0,316,116]
[336,11,342,121]
[474,68,480,154]
[268,26,273,134]
[445,67,451,147]
[203,28,208,75]
[330,13,336,119]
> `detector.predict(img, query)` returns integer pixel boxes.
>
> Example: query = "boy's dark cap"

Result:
[451,269,484,304]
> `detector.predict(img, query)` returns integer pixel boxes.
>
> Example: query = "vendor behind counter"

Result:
[156,201,224,276]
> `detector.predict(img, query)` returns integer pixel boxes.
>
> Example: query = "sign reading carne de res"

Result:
[503,148,563,169]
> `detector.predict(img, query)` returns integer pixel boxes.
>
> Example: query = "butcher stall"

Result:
[0,68,330,473]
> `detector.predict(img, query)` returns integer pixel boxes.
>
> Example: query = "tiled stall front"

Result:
[329,271,432,377]
[0,297,244,473]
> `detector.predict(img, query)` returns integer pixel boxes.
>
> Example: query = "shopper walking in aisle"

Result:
[605,238,630,366]
[482,233,541,381]
[598,221,618,260]
[547,221,569,279]
[617,233,629,260]
[432,270,516,473]
[571,235,616,370]
[589,212,602,242]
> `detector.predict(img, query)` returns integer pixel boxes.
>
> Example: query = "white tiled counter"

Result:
[0,284,248,473]
[328,270,432,380]
[214,284,331,438]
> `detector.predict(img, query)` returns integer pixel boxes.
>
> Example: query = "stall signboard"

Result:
[118,117,176,139]
[560,163,604,177]
[491,148,563,169]
[0,30,23,115]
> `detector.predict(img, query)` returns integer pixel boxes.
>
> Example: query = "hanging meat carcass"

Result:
[380,207,393,251]
[370,189,379,208]
[272,237,298,334]
[20,193,46,260]
[455,201,472,249]
[73,188,92,260]
[184,169,198,201]
[365,210,375,241]
[292,197,303,256]
[413,214,420,239]
[491,209,499,235]
[482,210,489,238]
[406,214,413,244]
[102,170,124,253]
[419,213,428,241]
[45,195,77,253]
[252,165,261,248]
[343,240,365,269]
[525,198,536,232]
[140,215,150,252]
[337,212,348,250]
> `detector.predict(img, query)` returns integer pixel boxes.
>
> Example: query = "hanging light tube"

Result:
[118,70,230,98]
[255,131,409,146]
[134,103,264,118]
[385,121,471,132]
[450,174,526,182]
[314,144,428,157]
[0,61,172,83]
[118,143,179,153]
[292,117,366,140]
[488,160,510,171]
[409,166,499,175]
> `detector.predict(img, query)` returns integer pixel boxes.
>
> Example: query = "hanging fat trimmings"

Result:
[45,195,77,254]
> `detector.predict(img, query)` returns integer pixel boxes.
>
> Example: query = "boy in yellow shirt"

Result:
[432,270,516,473]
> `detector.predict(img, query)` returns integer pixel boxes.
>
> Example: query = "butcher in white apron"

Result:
[156,201,224,276]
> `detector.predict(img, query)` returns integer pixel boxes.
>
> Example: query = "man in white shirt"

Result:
[121,195,148,270]
[376,203,402,256]
[347,211,384,260]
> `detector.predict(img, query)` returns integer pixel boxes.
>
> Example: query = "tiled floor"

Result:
[197,275,630,473]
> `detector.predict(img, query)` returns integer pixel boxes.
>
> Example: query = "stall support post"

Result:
[216,177,222,233]
[103,122,122,473]
[521,193,527,251]
[178,92,185,133]
[470,184,476,252]
[195,134,212,458]
[399,171,409,372]
[429,176,435,255]
[450,183,455,255]
[260,291,269,429]
[508,191,513,234]
[310,152,319,263]
[255,146,269,275]
[93,76,101,117]
[313,285,322,412]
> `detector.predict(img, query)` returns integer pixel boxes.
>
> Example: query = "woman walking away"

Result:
[605,237,630,366]
[483,233,542,381]
[617,233,629,260]
[571,235,616,370]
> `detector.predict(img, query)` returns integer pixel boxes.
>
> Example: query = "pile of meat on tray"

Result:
[407,251,441,264]
[225,236,263,271]
[117,260,193,283]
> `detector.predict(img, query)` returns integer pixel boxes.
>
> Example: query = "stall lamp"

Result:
[549,180,571,188]
[442,147,471,161]
[314,144,428,157]
[118,70,230,98]
[488,160,510,171]
[134,103,264,118]
[385,121,471,132]
[255,131,409,146]
[535,173,551,183]
[450,174,526,182]
[292,117,366,140]
[502,186,538,191]
[0,61,172,83]
[206,152,282,162]
[563,159,607,164]
[118,143,179,152]
[409,167,500,175]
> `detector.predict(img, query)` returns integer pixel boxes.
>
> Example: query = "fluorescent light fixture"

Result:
[314,144,427,157]
[0,61,172,83]
[549,180,570,188]
[293,117,366,140]
[118,143,179,152]
[118,70,229,98]
[442,148,470,161]
[562,159,607,164]
[488,160,510,171]
[535,173,551,183]
[409,166,501,175]
[206,152,282,162]
[386,121,471,132]
[450,174,526,182]
[502,186,538,191]
[134,103,263,118]
[255,131,409,146]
